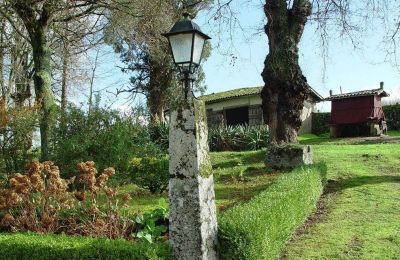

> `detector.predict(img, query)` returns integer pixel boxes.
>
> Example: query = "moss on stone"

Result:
[199,160,213,178]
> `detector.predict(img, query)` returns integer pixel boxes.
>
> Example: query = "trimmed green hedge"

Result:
[0,232,171,260]
[218,163,327,260]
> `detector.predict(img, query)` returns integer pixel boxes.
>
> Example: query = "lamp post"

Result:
[163,12,218,260]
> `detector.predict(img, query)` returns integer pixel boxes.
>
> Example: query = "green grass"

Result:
[120,150,277,213]
[281,144,400,259]
[388,130,400,136]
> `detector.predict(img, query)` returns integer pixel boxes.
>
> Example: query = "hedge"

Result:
[0,232,171,260]
[218,163,327,260]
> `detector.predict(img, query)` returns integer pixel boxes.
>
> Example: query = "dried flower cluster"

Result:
[0,161,133,239]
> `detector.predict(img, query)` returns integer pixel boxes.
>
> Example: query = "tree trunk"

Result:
[261,0,311,145]
[31,26,55,161]
[60,40,69,130]
[0,18,5,100]
[147,60,171,123]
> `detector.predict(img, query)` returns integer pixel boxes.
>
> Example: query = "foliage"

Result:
[0,232,171,260]
[383,104,400,130]
[218,164,327,260]
[0,100,39,175]
[129,156,169,194]
[0,161,133,239]
[282,144,400,258]
[208,125,269,151]
[148,121,169,152]
[114,150,277,214]
[135,198,169,243]
[51,105,163,180]
[311,112,330,135]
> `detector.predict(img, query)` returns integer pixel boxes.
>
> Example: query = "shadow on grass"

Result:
[326,175,400,193]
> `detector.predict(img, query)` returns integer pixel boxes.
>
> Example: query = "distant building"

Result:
[200,86,322,134]
[324,82,389,137]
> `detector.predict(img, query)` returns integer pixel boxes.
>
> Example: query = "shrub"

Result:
[135,199,169,243]
[208,125,269,151]
[129,156,169,194]
[0,100,39,175]
[0,161,134,239]
[0,232,171,260]
[384,104,400,130]
[218,164,327,260]
[148,122,169,152]
[311,112,330,136]
[51,105,163,180]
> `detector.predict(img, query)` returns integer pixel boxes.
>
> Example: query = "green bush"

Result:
[384,104,400,130]
[0,232,171,260]
[51,105,163,180]
[0,105,38,175]
[218,163,327,260]
[311,112,330,136]
[208,125,269,151]
[148,122,169,152]
[129,156,169,194]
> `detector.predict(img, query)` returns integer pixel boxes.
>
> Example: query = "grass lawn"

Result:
[281,143,400,259]
[388,130,400,136]
[121,150,278,213]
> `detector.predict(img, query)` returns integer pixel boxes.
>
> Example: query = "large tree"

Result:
[106,0,210,122]
[212,0,400,145]
[261,0,311,144]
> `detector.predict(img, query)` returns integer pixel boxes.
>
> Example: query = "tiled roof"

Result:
[200,87,261,104]
[200,85,322,104]
[323,88,389,101]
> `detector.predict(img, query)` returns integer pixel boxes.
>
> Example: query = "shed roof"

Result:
[200,85,322,104]
[323,88,389,101]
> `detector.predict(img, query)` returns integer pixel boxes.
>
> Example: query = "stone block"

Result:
[266,144,313,170]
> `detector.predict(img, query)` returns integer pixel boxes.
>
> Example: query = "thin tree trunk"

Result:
[31,26,55,161]
[60,40,69,131]
[261,0,311,145]
[0,21,4,100]
[13,2,56,161]
[88,49,99,115]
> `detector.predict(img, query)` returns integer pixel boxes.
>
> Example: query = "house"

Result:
[200,86,322,134]
[323,82,389,137]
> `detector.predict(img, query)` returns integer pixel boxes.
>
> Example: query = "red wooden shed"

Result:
[324,82,389,137]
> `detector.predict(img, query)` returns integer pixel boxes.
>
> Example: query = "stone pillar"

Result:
[168,98,218,260]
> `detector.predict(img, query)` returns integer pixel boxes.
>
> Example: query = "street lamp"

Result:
[163,12,211,97]
[162,12,218,260]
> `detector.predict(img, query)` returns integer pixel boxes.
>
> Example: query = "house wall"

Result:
[205,95,317,134]
[298,100,315,134]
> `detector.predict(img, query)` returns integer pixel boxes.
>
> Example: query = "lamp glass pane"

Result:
[169,33,193,63]
[192,33,205,64]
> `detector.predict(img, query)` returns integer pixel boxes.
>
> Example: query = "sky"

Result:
[91,0,400,113]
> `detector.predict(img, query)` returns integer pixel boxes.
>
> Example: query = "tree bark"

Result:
[60,40,69,130]
[31,27,55,161]
[261,0,311,145]
[147,59,172,123]
[0,18,5,100]
[13,1,56,161]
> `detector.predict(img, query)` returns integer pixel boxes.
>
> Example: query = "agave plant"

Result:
[208,125,269,151]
